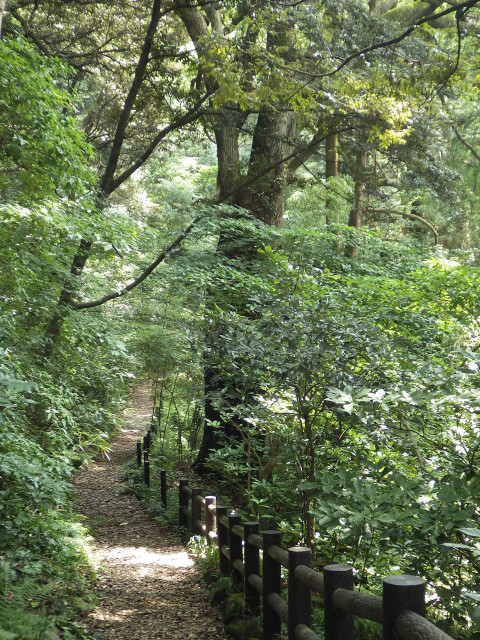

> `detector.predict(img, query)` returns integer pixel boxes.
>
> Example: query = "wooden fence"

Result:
[136,434,454,640]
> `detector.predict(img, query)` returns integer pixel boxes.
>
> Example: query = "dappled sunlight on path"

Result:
[103,546,194,568]
[73,381,227,640]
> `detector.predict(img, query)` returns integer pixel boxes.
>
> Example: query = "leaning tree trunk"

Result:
[40,0,164,357]
[345,146,367,258]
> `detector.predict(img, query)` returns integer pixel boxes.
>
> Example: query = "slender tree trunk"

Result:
[345,147,367,258]
[0,0,6,38]
[41,0,163,356]
[325,133,339,225]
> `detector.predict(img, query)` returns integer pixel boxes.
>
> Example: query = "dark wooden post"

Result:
[205,496,216,540]
[216,505,229,576]
[191,488,202,535]
[179,478,189,528]
[143,450,150,487]
[263,530,282,640]
[160,469,167,509]
[136,440,142,466]
[324,564,354,640]
[229,510,243,588]
[143,434,148,451]
[288,547,311,640]
[244,521,260,616]
[382,575,425,640]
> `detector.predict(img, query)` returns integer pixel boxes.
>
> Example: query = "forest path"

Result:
[73,381,228,640]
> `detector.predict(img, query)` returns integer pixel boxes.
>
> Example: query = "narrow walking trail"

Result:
[73,383,228,640]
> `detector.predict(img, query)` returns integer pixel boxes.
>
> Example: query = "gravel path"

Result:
[73,382,228,640]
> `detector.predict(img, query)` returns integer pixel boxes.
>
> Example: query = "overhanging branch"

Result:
[309,0,480,80]
[110,91,212,192]
[72,215,202,310]
[372,208,438,244]
[453,125,480,163]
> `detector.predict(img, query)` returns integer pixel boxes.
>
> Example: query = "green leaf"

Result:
[441,543,472,550]
[459,528,480,538]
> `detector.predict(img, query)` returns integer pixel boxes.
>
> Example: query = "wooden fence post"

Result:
[216,506,229,576]
[179,478,189,528]
[136,440,142,467]
[160,469,167,509]
[244,521,260,616]
[288,547,311,640]
[382,575,425,640]
[205,496,216,540]
[143,450,150,487]
[324,564,354,640]
[191,488,202,535]
[263,530,282,640]
[229,510,243,588]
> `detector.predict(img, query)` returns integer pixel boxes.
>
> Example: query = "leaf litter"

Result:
[73,381,228,639]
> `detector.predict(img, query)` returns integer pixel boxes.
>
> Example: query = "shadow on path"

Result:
[73,383,228,640]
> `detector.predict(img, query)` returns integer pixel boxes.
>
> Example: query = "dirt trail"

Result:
[73,382,228,640]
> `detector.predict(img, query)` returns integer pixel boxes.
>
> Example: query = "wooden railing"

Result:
[136,435,454,640]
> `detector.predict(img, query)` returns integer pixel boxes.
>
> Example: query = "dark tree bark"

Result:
[40,0,210,357]
[237,108,295,226]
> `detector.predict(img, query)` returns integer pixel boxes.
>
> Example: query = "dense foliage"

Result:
[2,0,480,637]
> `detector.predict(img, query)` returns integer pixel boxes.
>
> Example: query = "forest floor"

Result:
[73,381,228,640]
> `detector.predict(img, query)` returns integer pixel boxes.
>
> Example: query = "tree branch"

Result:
[371,208,438,244]
[109,91,212,192]
[308,0,480,80]
[217,126,354,206]
[453,125,480,162]
[72,215,203,310]
[100,0,163,195]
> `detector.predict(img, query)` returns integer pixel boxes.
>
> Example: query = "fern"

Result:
[0,562,60,640]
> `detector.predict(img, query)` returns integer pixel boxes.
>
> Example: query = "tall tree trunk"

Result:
[325,133,339,225]
[237,108,295,225]
[214,111,246,200]
[0,0,6,38]
[345,147,367,258]
[174,1,246,202]
[175,3,297,470]
[196,107,295,472]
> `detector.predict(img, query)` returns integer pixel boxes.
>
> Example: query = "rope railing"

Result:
[136,434,455,640]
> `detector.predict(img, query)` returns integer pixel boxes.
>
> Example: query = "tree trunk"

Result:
[325,133,339,225]
[345,147,367,258]
[0,0,6,38]
[237,108,295,225]
[195,107,295,472]
[40,0,164,356]
[214,110,247,200]
[176,4,297,470]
